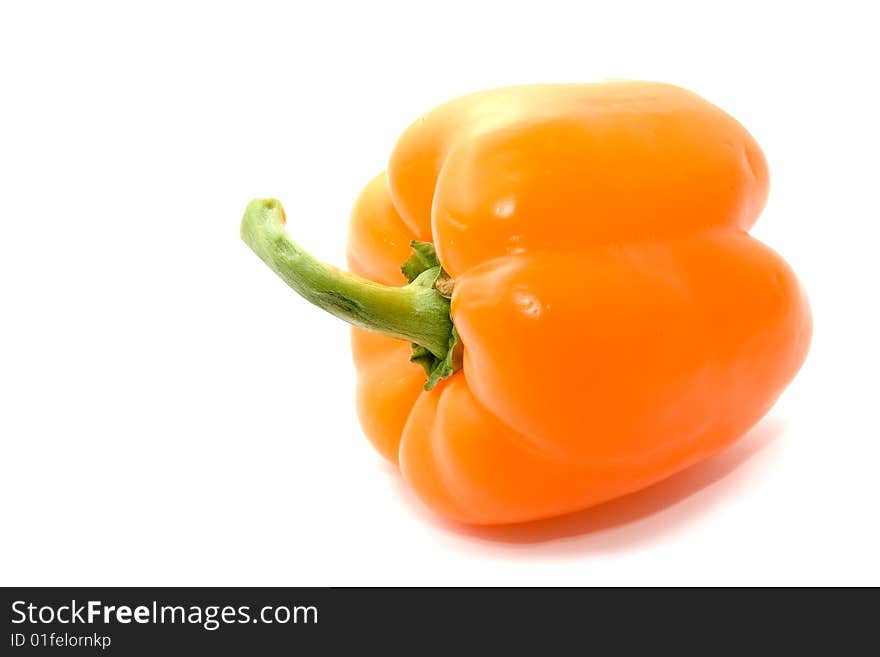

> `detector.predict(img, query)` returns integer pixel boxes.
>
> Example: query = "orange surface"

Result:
[346,82,811,525]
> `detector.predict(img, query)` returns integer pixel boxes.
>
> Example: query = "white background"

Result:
[1,1,877,586]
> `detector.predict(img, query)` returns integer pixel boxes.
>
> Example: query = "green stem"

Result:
[240,198,453,358]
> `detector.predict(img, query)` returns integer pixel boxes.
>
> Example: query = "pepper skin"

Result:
[244,81,812,525]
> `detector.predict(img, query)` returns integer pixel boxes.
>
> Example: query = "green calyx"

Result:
[240,198,461,390]
[399,241,463,390]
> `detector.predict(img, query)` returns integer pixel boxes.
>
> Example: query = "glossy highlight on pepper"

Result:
[241,81,812,525]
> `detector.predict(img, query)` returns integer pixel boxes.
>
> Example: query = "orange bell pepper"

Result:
[241,81,811,525]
